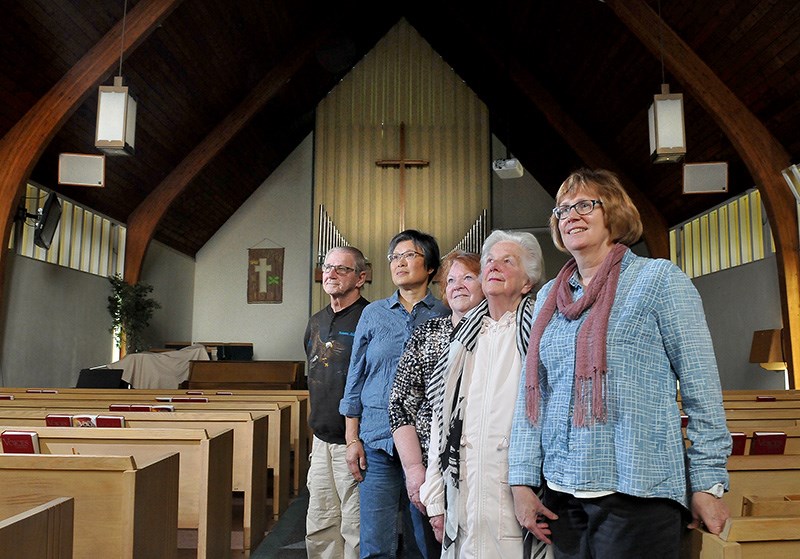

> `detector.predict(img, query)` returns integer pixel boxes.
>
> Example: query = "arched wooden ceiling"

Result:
[1,0,798,256]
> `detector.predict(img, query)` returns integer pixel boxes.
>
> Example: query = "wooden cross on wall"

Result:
[375,122,429,230]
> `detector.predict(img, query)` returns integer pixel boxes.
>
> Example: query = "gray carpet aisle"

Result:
[251,491,309,558]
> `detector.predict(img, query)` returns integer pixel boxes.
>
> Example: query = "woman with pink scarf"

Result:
[509,169,731,559]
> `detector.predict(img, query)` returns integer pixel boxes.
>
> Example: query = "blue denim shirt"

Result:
[339,289,448,455]
[508,251,731,509]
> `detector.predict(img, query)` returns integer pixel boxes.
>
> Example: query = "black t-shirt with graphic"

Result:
[304,296,369,444]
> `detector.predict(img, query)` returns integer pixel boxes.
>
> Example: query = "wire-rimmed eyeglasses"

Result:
[321,264,355,274]
[552,199,603,220]
[387,250,424,263]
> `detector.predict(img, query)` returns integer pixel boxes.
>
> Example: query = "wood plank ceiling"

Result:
[1,0,799,257]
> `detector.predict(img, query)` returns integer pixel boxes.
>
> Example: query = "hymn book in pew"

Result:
[70,414,126,427]
[109,403,174,412]
[45,414,72,426]
[731,432,746,455]
[750,431,788,455]
[0,430,40,453]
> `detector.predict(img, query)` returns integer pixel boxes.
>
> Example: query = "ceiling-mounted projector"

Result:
[492,158,524,179]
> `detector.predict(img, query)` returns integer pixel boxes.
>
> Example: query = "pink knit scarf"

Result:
[525,243,627,426]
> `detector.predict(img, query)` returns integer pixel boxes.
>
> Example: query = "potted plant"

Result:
[107,274,161,355]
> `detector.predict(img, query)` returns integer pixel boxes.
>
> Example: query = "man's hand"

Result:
[511,485,558,545]
[346,440,366,482]
[688,492,730,535]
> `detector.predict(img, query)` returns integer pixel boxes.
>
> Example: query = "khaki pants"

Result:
[306,435,360,559]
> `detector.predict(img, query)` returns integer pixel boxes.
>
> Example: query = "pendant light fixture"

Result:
[95,0,137,155]
[647,0,685,163]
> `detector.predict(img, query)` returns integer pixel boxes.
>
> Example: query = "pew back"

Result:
[0,426,233,559]
[725,455,800,516]
[0,497,74,559]
[0,408,268,552]
[0,453,179,559]
[188,360,306,390]
[0,397,291,518]
[4,388,310,494]
[729,426,800,454]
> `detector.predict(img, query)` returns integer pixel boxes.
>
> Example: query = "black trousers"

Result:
[542,486,684,559]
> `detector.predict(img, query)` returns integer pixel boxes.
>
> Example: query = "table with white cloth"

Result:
[108,344,209,389]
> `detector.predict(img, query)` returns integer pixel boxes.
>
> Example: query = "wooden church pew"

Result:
[0,397,290,520]
[676,390,800,403]
[0,426,233,559]
[727,418,799,430]
[0,397,290,517]
[720,389,800,401]
[0,408,268,553]
[723,407,800,430]
[682,519,800,559]
[722,400,800,410]
[681,492,800,559]
[681,456,800,557]
[728,426,800,455]
[0,453,179,559]
[723,408,800,422]
[724,455,800,518]
[187,359,306,391]
[7,387,311,495]
[0,497,74,559]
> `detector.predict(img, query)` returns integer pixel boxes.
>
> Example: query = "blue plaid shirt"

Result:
[508,250,731,508]
[340,289,448,455]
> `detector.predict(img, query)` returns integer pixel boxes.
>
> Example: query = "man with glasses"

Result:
[305,246,370,559]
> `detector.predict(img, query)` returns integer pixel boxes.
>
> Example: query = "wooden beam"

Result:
[606,0,800,388]
[123,30,331,284]
[0,0,184,311]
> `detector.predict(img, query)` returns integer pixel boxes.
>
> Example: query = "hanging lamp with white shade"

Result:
[648,83,685,163]
[94,0,136,156]
[647,0,685,164]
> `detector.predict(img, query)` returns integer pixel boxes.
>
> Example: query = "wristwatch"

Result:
[700,483,725,498]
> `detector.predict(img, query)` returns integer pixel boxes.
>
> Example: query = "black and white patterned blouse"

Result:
[389,316,454,466]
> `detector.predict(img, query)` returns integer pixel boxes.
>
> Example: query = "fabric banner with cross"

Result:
[247,248,284,304]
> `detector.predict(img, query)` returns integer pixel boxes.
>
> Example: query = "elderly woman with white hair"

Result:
[420,230,545,559]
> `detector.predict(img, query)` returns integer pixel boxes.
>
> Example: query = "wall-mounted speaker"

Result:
[682,162,728,194]
[58,153,105,187]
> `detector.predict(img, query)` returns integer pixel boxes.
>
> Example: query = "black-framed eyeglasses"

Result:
[552,199,603,220]
[387,250,424,263]
[321,263,355,275]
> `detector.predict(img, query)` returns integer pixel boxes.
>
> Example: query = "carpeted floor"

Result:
[250,490,309,558]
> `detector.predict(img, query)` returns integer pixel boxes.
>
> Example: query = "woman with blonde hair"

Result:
[509,168,730,558]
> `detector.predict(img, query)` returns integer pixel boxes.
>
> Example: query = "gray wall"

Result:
[490,136,571,283]
[191,134,313,361]
[0,252,116,387]
[0,240,195,388]
[140,241,196,348]
[693,254,785,390]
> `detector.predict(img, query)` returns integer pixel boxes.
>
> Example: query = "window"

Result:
[670,189,773,278]
[11,183,125,277]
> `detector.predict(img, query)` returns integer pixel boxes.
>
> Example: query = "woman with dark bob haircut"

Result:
[509,168,731,559]
[340,229,449,558]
